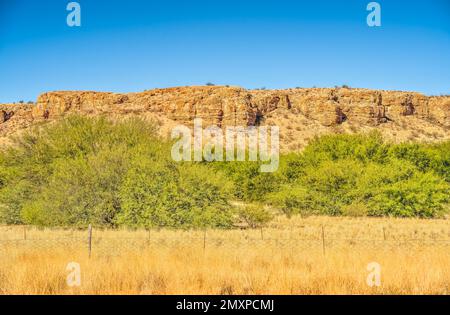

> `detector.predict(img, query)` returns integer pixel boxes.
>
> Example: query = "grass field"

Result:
[0,216,449,294]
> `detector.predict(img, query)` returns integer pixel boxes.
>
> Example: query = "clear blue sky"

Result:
[0,0,449,102]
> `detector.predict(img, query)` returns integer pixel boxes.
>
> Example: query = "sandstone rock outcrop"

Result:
[1,86,449,151]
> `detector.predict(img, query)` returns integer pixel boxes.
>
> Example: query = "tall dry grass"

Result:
[0,216,448,294]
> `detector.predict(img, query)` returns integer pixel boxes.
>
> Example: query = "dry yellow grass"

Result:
[0,216,449,295]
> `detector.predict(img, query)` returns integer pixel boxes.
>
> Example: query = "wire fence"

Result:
[1,224,449,258]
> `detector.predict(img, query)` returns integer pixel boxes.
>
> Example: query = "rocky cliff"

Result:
[1,86,449,151]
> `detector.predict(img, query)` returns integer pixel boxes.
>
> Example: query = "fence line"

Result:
[0,225,449,258]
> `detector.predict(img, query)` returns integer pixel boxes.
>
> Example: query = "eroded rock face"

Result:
[428,96,450,127]
[1,86,449,150]
[284,88,447,127]
[1,110,14,123]
[33,91,129,119]
[0,104,33,126]
[29,87,449,128]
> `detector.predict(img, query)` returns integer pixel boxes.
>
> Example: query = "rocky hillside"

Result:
[1,86,449,151]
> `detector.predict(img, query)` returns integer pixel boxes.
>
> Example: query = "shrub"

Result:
[266,134,449,218]
[269,160,364,217]
[390,142,450,182]
[211,160,281,201]
[366,171,449,218]
[267,185,318,217]
[0,116,236,228]
[117,162,235,228]
[301,131,389,165]
[341,202,369,217]
[237,205,273,228]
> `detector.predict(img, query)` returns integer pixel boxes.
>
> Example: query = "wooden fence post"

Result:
[88,224,92,258]
[321,225,326,256]
[383,227,387,241]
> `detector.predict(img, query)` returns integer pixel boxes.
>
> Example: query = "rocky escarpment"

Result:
[1,86,449,151]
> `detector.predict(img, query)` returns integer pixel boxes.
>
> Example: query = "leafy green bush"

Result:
[237,205,273,228]
[301,132,389,165]
[365,171,449,217]
[266,134,449,218]
[390,142,450,182]
[117,162,234,228]
[211,160,281,201]
[0,116,235,228]
[267,185,316,217]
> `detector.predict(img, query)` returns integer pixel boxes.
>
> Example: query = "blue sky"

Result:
[0,0,449,102]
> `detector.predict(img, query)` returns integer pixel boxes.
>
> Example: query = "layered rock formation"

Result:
[1,86,449,151]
